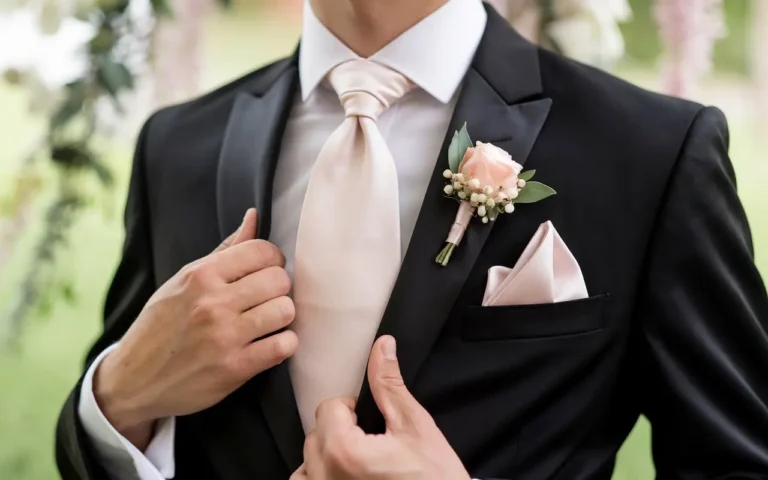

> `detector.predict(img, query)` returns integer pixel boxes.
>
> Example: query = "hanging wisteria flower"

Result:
[653,0,725,97]
[436,124,556,267]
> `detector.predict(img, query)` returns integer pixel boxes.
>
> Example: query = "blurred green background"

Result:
[0,0,765,479]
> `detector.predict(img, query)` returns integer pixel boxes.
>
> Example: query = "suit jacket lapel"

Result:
[216,55,306,472]
[217,58,298,241]
[356,6,553,433]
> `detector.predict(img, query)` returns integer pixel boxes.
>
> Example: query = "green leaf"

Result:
[519,169,536,182]
[514,181,557,204]
[90,27,118,54]
[448,122,474,173]
[98,0,130,14]
[447,130,460,172]
[50,81,86,130]
[456,122,473,152]
[51,144,89,168]
[150,0,174,17]
[98,57,134,100]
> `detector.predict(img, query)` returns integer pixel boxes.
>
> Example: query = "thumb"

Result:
[367,335,425,433]
[214,208,257,253]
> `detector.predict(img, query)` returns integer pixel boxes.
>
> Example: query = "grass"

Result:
[0,6,766,480]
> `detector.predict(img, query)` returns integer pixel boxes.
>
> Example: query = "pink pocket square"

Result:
[482,221,588,306]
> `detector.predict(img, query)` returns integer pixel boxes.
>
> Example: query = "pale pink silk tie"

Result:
[290,59,414,431]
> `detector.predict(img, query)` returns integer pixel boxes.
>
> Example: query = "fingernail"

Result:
[381,336,396,360]
[242,209,251,225]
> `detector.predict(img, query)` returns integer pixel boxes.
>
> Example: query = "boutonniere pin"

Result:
[436,124,556,266]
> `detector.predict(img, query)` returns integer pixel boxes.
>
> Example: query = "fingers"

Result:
[367,336,427,433]
[315,397,358,439]
[303,433,322,480]
[228,266,291,312]
[289,464,308,480]
[213,238,286,282]
[214,209,257,253]
[234,208,258,244]
[235,330,298,377]
[312,397,366,474]
[238,296,295,342]
[209,209,286,287]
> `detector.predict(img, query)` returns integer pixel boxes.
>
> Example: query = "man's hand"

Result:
[292,336,470,480]
[94,209,299,450]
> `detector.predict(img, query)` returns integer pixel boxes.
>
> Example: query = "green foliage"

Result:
[150,0,174,17]
[97,56,135,110]
[50,81,86,130]
[151,0,231,16]
[447,123,473,173]
[1,0,218,342]
[513,181,557,204]
[714,0,750,75]
[620,0,750,75]
[0,5,766,478]
[89,26,119,54]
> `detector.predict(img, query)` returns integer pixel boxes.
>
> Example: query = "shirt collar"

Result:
[299,0,487,104]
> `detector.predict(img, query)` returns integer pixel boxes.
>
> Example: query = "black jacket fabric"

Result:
[56,6,768,480]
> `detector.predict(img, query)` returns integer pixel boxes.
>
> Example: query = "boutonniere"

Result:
[436,124,556,266]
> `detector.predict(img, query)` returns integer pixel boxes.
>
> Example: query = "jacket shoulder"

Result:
[538,48,705,134]
[536,48,715,170]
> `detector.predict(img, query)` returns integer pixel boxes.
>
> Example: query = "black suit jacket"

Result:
[56,6,768,480]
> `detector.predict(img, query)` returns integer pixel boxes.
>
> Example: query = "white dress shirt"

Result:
[78,1,487,478]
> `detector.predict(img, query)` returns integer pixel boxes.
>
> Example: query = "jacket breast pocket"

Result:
[460,294,610,341]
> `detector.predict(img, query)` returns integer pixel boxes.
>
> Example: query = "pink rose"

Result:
[458,142,523,191]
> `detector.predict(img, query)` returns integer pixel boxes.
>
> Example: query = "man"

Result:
[56,0,768,478]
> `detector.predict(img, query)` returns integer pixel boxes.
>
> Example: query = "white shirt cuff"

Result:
[78,344,176,480]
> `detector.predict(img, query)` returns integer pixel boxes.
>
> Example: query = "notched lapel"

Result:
[355,8,553,432]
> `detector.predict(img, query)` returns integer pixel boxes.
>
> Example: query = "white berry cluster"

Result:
[442,170,526,223]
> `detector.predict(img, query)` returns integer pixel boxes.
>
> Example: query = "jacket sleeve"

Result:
[56,114,160,480]
[77,344,176,479]
[634,106,768,478]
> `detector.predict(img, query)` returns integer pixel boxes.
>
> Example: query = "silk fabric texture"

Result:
[59,5,768,479]
[291,59,414,431]
[483,221,588,306]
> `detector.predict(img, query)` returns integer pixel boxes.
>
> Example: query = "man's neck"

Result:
[309,0,448,58]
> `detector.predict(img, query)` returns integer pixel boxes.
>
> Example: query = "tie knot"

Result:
[328,59,413,120]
